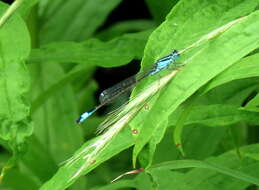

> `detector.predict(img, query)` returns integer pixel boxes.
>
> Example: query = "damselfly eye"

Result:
[99,90,109,103]
[172,50,180,57]
[100,92,104,97]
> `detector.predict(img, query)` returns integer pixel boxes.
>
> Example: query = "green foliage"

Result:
[0,0,259,190]
[39,0,123,43]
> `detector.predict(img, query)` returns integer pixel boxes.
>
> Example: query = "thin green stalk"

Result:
[0,0,24,28]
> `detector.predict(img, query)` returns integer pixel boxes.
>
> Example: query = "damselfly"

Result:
[76,50,180,124]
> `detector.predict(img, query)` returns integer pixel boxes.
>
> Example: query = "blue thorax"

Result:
[150,50,180,75]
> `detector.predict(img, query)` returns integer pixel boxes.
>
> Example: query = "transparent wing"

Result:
[96,70,179,134]
[98,67,154,105]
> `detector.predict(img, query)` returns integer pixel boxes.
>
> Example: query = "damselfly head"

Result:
[172,50,180,57]
[99,90,109,103]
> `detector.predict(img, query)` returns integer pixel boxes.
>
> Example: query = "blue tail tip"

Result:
[76,116,82,124]
[76,108,97,124]
[76,113,88,124]
[76,113,89,124]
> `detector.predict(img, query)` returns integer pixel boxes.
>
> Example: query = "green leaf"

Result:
[18,0,38,19]
[167,78,259,139]
[133,2,259,167]
[39,127,134,190]
[29,31,151,112]
[137,119,170,169]
[30,63,84,163]
[246,93,259,108]
[173,92,200,156]
[170,104,259,127]
[2,167,39,190]
[163,126,224,161]
[171,52,259,153]
[0,0,38,23]
[199,77,259,106]
[0,1,31,179]
[0,1,31,140]
[91,180,136,190]
[243,89,259,112]
[179,126,226,159]
[29,30,151,67]
[149,143,259,189]
[0,0,24,28]
[29,62,87,189]
[202,53,259,94]
[145,0,178,22]
[39,0,123,43]
[34,1,259,190]
[20,135,58,183]
[31,64,94,113]
[145,170,187,190]
[137,141,156,168]
[91,172,153,190]
[96,19,156,40]
[149,159,259,186]
[128,93,162,168]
